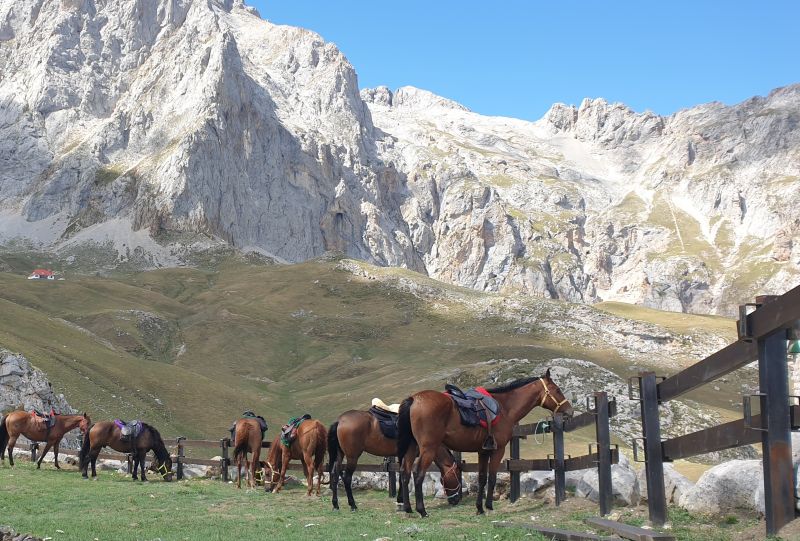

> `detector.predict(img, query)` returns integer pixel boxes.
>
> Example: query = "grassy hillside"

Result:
[0,252,740,442]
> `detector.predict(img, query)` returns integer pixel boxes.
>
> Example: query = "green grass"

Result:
[594,301,736,339]
[0,461,762,541]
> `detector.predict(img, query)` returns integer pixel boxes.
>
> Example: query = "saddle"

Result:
[368,404,399,440]
[114,419,143,442]
[280,414,311,447]
[443,384,501,450]
[371,398,400,414]
[230,411,269,443]
[30,409,57,430]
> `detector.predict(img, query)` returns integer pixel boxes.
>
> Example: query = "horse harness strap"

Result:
[538,378,568,413]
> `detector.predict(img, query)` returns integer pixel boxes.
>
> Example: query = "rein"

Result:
[538,378,569,413]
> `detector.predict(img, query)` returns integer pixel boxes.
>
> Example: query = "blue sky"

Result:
[249,1,799,120]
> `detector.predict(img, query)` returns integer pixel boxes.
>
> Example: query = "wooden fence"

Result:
[632,286,800,537]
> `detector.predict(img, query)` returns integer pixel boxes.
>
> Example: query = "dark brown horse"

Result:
[232,418,265,489]
[328,410,462,511]
[397,370,574,516]
[265,419,326,495]
[1,411,90,469]
[79,421,173,482]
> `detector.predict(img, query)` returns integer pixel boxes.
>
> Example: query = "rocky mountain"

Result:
[1,0,797,315]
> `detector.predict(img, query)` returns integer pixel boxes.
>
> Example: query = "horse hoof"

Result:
[350,507,358,512]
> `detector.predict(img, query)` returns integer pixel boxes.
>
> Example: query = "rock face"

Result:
[1,0,798,315]
[0,349,79,448]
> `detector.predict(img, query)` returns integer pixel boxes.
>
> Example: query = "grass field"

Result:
[0,461,773,541]
[0,251,741,442]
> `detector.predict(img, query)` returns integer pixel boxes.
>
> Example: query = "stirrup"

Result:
[482,435,497,451]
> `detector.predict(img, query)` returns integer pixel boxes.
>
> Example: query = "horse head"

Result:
[437,447,462,505]
[145,424,173,481]
[79,413,91,435]
[539,368,574,418]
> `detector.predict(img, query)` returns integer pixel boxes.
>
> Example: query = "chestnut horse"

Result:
[397,370,574,517]
[328,410,462,511]
[79,421,173,482]
[0,411,90,469]
[265,419,326,496]
[232,418,265,489]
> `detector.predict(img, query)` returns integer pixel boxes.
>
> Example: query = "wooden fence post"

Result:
[176,436,185,481]
[758,328,794,535]
[639,372,666,526]
[594,391,613,516]
[387,456,397,498]
[552,413,566,505]
[509,434,521,502]
[29,442,38,463]
[220,438,230,482]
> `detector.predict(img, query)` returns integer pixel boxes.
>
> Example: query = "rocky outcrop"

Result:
[0,526,44,541]
[0,349,79,448]
[0,0,797,315]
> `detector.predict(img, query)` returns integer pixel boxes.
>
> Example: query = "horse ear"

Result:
[545,368,551,379]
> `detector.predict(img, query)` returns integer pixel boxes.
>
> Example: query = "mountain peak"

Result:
[361,85,470,112]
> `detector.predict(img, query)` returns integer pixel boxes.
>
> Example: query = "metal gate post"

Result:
[759,330,794,536]
[552,413,566,505]
[509,435,521,502]
[595,392,613,516]
[30,442,37,463]
[220,438,230,482]
[640,372,666,526]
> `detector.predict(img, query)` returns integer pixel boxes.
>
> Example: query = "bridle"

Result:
[539,377,569,413]
[442,461,461,500]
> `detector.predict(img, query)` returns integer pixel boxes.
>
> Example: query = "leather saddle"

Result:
[31,409,57,429]
[280,414,311,446]
[444,384,501,450]
[368,402,399,440]
[114,419,143,441]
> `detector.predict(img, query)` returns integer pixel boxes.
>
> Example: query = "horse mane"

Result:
[143,423,170,463]
[485,375,541,394]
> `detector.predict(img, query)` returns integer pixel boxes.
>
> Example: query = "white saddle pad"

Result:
[371,398,400,414]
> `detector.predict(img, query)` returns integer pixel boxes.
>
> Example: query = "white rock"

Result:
[679,459,763,515]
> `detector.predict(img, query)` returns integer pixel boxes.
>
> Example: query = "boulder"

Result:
[638,463,694,504]
[575,456,640,506]
[520,470,555,494]
[679,459,762,514]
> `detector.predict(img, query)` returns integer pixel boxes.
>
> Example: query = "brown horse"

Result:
[397,370,574,517]
[328,410,462,511]
[79,421,173,482]
[265,419,326,496]
[232,418,266,489]
[0,411,90,469]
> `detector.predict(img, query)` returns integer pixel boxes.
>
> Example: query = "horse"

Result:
[79,421,173,482]
[397,369,574,517]
[232,418,266,489]
[0,411,90,469]
[328,410,462,511]
[265,419,326,496]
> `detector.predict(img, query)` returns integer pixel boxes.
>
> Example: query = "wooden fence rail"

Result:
[633,286,800,537]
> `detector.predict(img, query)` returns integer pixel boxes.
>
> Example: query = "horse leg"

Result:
[250,453,258,489]
[475,452,490,515]
[343,462,358,511]
[412,446,437,518]
[53,440,61,470]
[36,441,53,469]
[91,448,99,478]
[7,435,18,467]
[485,450,504,511]
[132,452,139,481]
[138,450,148,482]
[399,443,416,514]
[302,450,314,496]
[331,453,341,510]
[273,450,289,493]
[316,461,324,496]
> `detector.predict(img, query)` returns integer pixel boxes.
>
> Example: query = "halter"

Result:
[442,461,461,500]
[539,378,569,413]
[265,461,280,485]
[157,462,171,479]
[254,468,264,484]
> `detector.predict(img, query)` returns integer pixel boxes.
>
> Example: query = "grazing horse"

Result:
[0,411,90,469]
[232,418,266,489]
[265,419,326,496]
[328,410,462,511]
[397,369,574,517]
[79,421,173,482]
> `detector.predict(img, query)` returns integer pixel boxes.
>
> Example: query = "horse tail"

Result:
[397,397,415,463]
[78,427,91,470]
[233,427,249,465]
[0,415,8,460]
[327,421,340,474]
